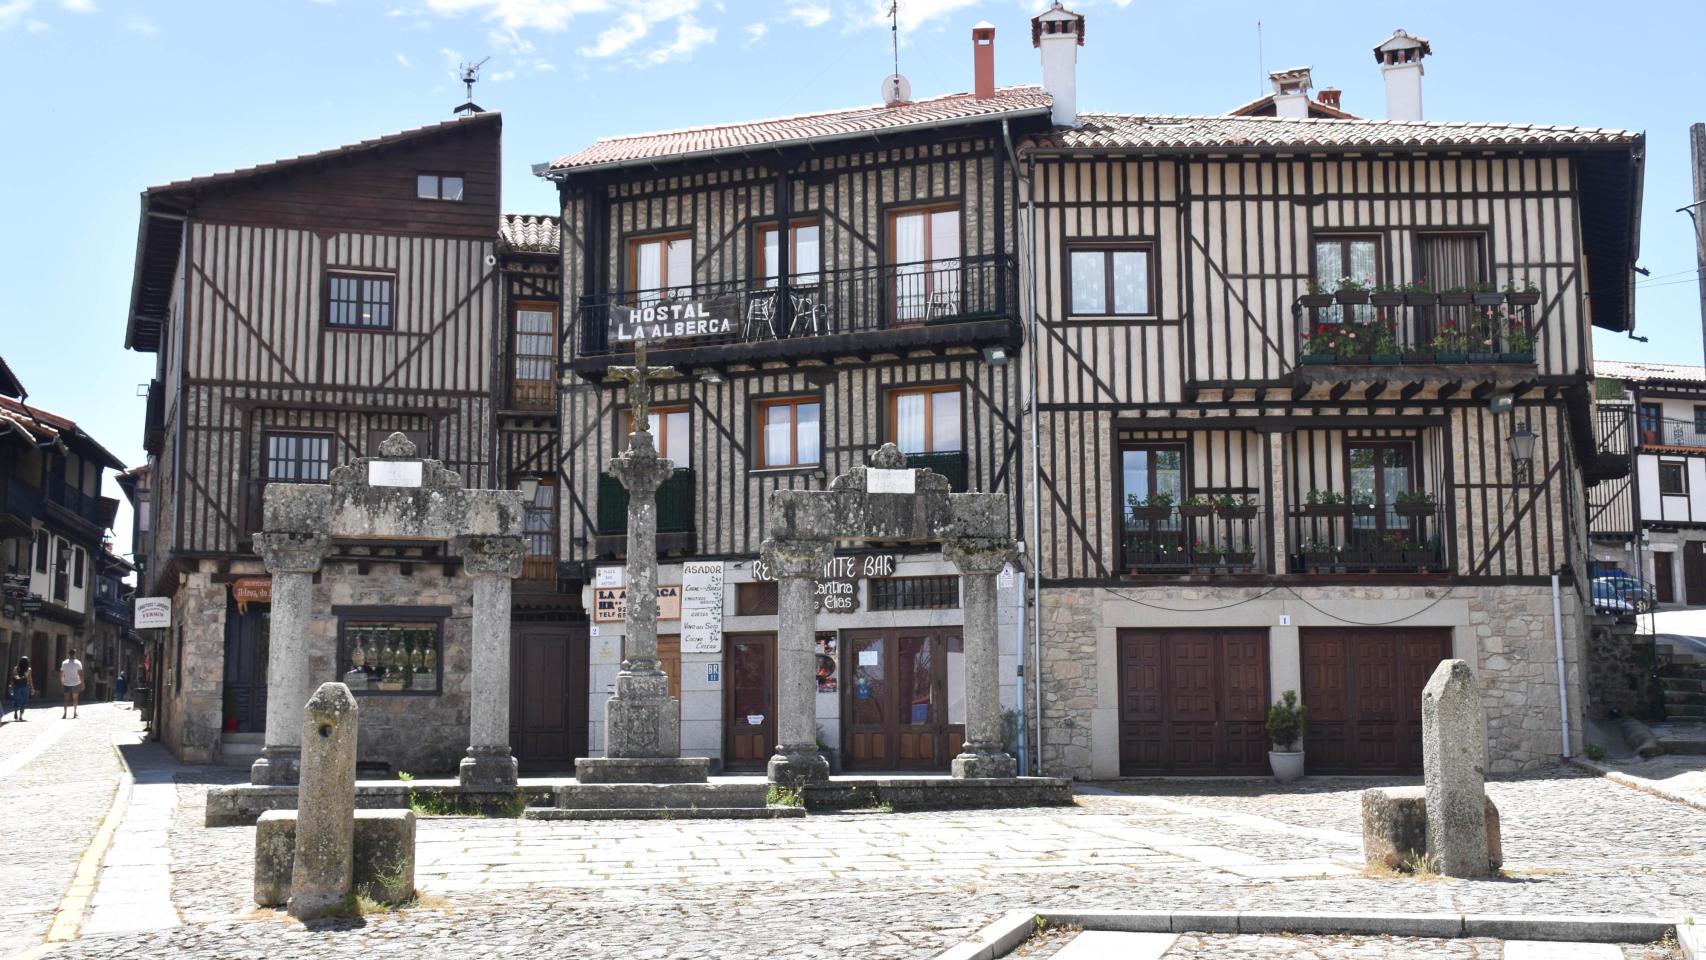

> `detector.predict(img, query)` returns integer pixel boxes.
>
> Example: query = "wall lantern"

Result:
[517,477,541,503]
[981,345,1010,366]
[1508,421,1537,481]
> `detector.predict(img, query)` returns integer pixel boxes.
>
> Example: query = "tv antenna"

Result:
[455,56,490,116]
[882,2,909,106]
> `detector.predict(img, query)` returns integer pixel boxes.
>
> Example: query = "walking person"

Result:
[116,671,127,705]
[60,650,83,719]
[10,657,31,722]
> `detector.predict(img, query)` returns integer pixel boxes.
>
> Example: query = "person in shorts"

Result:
[60,652,83,719]
[10,657,31,721]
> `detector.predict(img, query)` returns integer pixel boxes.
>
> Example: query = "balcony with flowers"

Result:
[1293,277,1542,381]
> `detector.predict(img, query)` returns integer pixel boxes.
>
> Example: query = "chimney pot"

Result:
[1031,2,1084,127]
[1373,28,1431,121]
[1268,66,1313,119]
[973,22,996,100]
[1317,87,1343,110]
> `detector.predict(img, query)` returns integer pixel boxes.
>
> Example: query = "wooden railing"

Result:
[1288,505,1449,574]
[1296,287,1542,367]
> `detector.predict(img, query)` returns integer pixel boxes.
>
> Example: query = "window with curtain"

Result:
[757,397,821,468]
[889,387,961,453]
[1415,234,1487,293]
[628,406,690,469]
[1348,443,1414,530]
[1121,447,1184,519]
[511,304,556,410]
[630,234,693,300]
[1069,246,1153,316]
[1313,236,1380,324]
[759,221,822,287]
[521,478,555,577]
[890,206,961,323]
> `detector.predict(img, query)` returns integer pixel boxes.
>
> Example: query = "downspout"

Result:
[1001,119,1044,777]
[1014,569,1028,775]
[1552,571,1572,759]
[172,216,189,559]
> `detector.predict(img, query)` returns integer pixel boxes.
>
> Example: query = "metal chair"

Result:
[925,289,959,322]
[789,290,828,337]
[743,292,778,340]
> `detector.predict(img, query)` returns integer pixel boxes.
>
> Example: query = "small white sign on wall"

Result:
[134,597,172,629]
[368,460,423,488]
[680,561,724,654]
[997,564,1015,589]
[867,468,916,494]
[595,566,624,588]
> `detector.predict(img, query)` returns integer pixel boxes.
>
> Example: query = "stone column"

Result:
[1421,658,1493,877]
[289,681,357,920]
[457,535,525,789]
[763,537,832,787]
[251,532,329,786]
[946,538,1019,778]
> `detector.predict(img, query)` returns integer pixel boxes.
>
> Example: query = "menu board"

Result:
[680,561,724,654]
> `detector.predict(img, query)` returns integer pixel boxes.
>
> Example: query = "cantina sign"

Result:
[750,553,898,614]
[610,298,738,344]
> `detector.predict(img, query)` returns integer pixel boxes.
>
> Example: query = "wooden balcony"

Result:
[594,468,696,557]
[1121,504,1268,576]
[0,477,41,538]
[1287,506,1449,575]
[570,255,1019,376]
[1639,416,1706,452]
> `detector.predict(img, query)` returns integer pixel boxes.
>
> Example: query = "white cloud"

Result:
[25,16,46,30]
[865,0,977,31]
[634,13,712,65]
[59,0,94,12]
[784,2,829,27]
[125,13,156,33]
[741,20,765,47]
[0,0,36,31]
[578,0,694,59]
[423,0,611,32]
[396,51,412,66]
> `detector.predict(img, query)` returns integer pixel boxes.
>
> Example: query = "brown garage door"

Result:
[1117,628,1269,775]
[1300,628,1453,774]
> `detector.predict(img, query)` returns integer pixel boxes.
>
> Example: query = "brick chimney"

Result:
[1317,87,1343,111]
[1373,29,1431,121]
[973,21,995,100]
[1032,2,1084,127]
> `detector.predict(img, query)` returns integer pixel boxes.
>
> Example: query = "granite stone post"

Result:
[251,532,329,786]
[289,682,357,920]
[945,538,1018,779]
[762,536,833,788]
[1421,659,1493,878]
[457,535,525,789]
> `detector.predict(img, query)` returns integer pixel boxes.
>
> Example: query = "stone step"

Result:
[551,782,771,811]
[1657,738,1706,756]
[1668,704,1706,719]
[219,740,264,765]
[1660,664,1706,680]
[1659,676,1706,693]
[1662,689,1706,706]
[524,806,806,821]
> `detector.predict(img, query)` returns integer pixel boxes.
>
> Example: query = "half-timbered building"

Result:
[123,112,578,771]
[540,24,1047,773]
[1016,12,1645,777]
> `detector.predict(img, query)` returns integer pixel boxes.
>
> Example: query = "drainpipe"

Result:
[1014,567,1028,775]
[1001,118,1044,777]
[1552,572,1572,759]
[172,216,189,559]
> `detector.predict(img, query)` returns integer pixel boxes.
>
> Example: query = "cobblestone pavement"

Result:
[12,747,1706,960]
[1586,754,1706,810]
[1017,930,1678,959]
[0,702,142,958]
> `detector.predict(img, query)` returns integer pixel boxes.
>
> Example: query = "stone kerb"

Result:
[1421,659,1493,878]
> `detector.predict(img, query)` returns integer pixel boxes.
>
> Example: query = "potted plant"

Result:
[1501,320,1535,363]
[1471,281,1504,307]
[1369,320,1401,365]
[1371,531,1408,568]
[1369,281,1405,308]
[1467,309,1501,363]
[1127,492,1175,522]
[1301,323,1340,364]
[1193,539,1225,574]
[1401,279,1435,307]
[1438,284,1474,307]
[1394,490,1437,517]
[1178,494,1213,518]
[1336,321,1372,363]
[1431,321,1468,363]
[1223,545,1257,569]
[1299,279,1335,309]
[1350,492,1378,516]
[1214,494,1259,520]
[1266,690,1307,783]
[1504,278,1541,307]
[1299,541,1341,573]
[1302,489,1346,516]
[1334,276,1371,305]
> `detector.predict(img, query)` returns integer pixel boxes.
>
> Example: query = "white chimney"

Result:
[1373,29,1431,122]
[1269,66,1313,119]
[1031,2,1084,127]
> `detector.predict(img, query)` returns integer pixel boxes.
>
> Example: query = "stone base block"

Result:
[1361,786,1502,873]
[250,749,300,786]
[767,751,829,789]
[253,809,417,909]
[552,782,768,809]
[804,776,1073,812]
[458,748,518,789]
[951,749,1017,779]
[603,696,681,758]
[574,756,710,784]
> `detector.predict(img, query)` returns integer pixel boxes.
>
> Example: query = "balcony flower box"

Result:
[1217,505,1259,520]
[1335,289,1371,306]
[1302,550,1342,573]
[1401,350,1434,364]
[1350,502,1379,516]
[1404,291,1438,307]
[1128,506,1174,522]
[1299,293,1335,309]
[1468,351,1499,364]
[1438,291,1474,307]
[1472,291,1505,307]
[1178,503,1214,518]
[1339,353,1372,365]
[1394,501,1436,517]
[1506,290,1542,307]
[1370,291,1405,308]
[1370,352,1402,365]
[1301,503,1346,517]
[1434,351,1469,363]
[1223,551,1256,568]
[1500,351,1535,364]
[1301,353,1336,365]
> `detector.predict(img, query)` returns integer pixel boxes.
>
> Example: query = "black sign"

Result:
[610,297,739,344]
[2,574,28,598]
[21,596,42,614]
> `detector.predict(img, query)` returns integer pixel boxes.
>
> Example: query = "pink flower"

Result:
[1327,341,1337,349]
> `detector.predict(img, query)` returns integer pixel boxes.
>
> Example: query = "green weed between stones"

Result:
[766,785,804,807]
[406,786,528,818]
[1586,742,1607,761]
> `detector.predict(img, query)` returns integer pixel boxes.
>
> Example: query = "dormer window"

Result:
[416,173,465,202]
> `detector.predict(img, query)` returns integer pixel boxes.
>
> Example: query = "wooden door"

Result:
[1685,544,1706,606]
[723,633,775,770]
[222,598,269,733]
[1654,553,1675,605]
[1117,629,1269,775]
[1300,628,1453,774]
[657,634,682,704]
[511,623,589,772]
[842,627,963,771]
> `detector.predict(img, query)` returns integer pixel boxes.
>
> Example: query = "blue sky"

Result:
[4,0,1704,561]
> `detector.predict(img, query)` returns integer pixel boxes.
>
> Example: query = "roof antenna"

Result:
[881,2,911,106]
[1256,19,1265,96]
[455,56,490,117]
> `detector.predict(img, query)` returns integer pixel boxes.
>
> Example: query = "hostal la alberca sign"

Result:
[611,298,736,343]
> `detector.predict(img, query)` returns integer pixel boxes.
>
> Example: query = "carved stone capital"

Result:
[759,537,833,579]
[609,445,674,497]
[456,535,526,578]
[253,532,329,575]
[943,537,1018,576]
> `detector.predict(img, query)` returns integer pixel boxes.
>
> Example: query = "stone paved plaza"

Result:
[2,704,1701,959]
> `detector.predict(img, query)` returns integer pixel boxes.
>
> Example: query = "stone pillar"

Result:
[763,537,832,787]
[457,535,525,789]
[251,532,329,786]
[1421,659,1493,878]
[946,538,1019,779]
[289,682,357,920]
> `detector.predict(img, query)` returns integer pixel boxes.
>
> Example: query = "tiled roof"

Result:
[1026,114,1642,152]
[546,86,1051,172]
[1595,359,1706,384]
[0,396,126,470]
[146,112,500,195]
[499,214,560,255]
[1222,95,1359,121]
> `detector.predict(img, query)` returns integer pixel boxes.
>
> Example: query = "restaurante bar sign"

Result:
[610,299,736,344]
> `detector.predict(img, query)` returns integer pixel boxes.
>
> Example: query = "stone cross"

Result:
[606,339,681,455]
[1421,659,1493,878]
[289,682,358,919]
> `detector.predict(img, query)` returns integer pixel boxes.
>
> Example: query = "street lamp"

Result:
[1509,421,1537,482]
[517,476,541,503]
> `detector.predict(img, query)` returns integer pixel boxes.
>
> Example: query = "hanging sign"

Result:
[134,597,172,629]
[609,297,739,344]
[231,577,272,614]
[679,561,724,654]
[592,585,683,623]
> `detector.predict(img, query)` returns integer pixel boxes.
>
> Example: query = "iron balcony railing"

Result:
[903,451,968,493]
[1121,502,1268,575]
[1638,416,1706,450]
[1287,503,1450,574]
[47,484,117,530]
[577,254,1017,357]
[596,468,696,536]
[1295,287,1543,367]
[1,477,42,528]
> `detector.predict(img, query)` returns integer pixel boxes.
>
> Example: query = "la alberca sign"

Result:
[611,299,736,344]
[751,553,898,614]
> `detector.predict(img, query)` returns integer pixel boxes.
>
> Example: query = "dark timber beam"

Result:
[1328,382,1352,402]
[1471,382,1498,400]
[1438,382,1462,400]
[1364,381,1387,401]
[1400,381,1426,401]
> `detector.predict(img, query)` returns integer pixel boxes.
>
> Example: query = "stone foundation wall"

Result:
[165,566,227,765]
[1036,582,1588,780]
[1586,621,1658,720]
